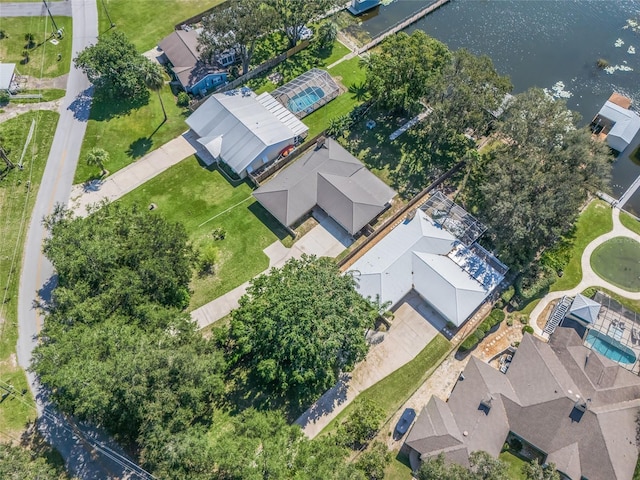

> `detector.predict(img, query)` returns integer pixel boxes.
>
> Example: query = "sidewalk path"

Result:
[69,130,199,216]
[0,99,61,124]
[530,207,640,336]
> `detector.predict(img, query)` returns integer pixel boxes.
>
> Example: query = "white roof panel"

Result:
[0,63,16,90]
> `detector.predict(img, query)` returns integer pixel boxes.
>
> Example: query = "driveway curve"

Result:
[530,207,640,336]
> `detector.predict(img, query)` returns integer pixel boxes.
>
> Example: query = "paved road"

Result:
[1,1,72,17]
[14,1,148,478]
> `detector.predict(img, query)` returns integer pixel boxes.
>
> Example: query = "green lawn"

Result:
[300,57,367,137]
[0,16,72,77]
[516,200,613,316]
[499,451,527,479]
[320,335,451,436]
[116,155,291,310]
[75,83,190,183]
[591,237,640,291]
[621,210,640,236]
[384,451,413,480]
[0,111,59,436]
[99,0,225,51]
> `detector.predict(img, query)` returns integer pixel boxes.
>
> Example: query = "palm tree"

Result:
[86,147,109,176]
[141,61,166,123]
[24,32,35,49]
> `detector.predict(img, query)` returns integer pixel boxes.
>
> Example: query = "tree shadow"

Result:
[147,118,167,139]
[67,87,94,121]
[89,90,150,122]
[126,137,153,159]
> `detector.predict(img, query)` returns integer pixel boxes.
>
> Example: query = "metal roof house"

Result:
[566,293,602,325]
[253,138,396,235]
[591,93,640,152]
[0,63,17,92]
[405,328,640,480]
[348,195,506,326]
[347,0,381,15]
[186,89,308,178]
[158,28,229,96]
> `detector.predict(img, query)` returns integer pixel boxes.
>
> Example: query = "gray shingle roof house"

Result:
[186,90,308,178]
[252,138,396,235]
[405,328,640,480]
[158,28,229,96]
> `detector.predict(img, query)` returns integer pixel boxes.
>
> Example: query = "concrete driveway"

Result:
[295,290,446,438]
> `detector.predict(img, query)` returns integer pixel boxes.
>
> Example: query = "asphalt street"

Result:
[13,1,149,478]
[0,1,72,17]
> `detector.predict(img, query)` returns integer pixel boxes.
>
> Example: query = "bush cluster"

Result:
[459,309,505,352]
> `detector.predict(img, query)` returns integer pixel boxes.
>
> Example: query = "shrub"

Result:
[0,30,6,40]
[522,325,534,335]
[582,287,597,299]
[177,91,190,107]
[509,437,523,452]
[198,243,218,276]
[501,286,515,304]
[460,335,479,352]
[506,316,514,327]
[495,299,505,309]
[0,91,9,105]
[519,315,529,326]
[490,309,505,325]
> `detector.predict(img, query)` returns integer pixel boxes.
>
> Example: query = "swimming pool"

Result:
[585,329,636,364]
[287,86,325,114]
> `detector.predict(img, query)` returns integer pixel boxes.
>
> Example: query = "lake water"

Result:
[355,0,640,215]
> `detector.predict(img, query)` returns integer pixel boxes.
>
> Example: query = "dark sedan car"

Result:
[394,408,417,437]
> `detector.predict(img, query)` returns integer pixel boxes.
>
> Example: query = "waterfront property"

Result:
[348,192,507,327]
[253,138,396,235]
[556,291,640,373]
[347,0,382,16]
[158,28,230,96]
[404,328,640,480]
[271,69,340,119]
[186,89,308,178]
[590,93,640,153]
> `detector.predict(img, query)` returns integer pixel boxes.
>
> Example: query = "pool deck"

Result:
[583,302,640,373]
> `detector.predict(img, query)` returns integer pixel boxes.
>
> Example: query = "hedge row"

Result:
[459,309,506,352]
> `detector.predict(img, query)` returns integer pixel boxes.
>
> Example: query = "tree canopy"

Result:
[74,31,153,100]
[362,30,450,115]
[31,204,226,474]
[417,452,508,480]
[268,0,340,46]
[464,88,612,268]
[228,255,377,407]
[199,0,275,75]
[0,443,68,480]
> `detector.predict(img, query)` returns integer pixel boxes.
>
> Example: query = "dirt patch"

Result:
[536,300,557,332]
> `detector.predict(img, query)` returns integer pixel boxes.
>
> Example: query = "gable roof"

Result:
[349,209,504,326]
[159,29,225,89]
[253,139,396,234]
[598,100,640,147]
[186,90,308,174]
[568,293,601,324]
[407,329,640,480]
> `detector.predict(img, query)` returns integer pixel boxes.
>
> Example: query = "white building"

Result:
[592,93,640,153]
[349,197,505,327]
[186,89,308,178]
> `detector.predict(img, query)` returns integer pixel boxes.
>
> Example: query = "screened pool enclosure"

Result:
[271,69,340,119]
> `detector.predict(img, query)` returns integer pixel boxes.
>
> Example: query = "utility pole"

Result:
[42,0,60,34]
[101,0,116,28]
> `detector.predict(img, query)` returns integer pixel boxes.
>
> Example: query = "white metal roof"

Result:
[0,63,16,90]
[186,90,308,174]
[598,101,640,147]
[349,209,504,326]
[568,293,601,324]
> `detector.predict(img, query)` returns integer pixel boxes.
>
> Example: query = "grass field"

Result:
[0,111,59,437]
[116,155,290,310]
[621,210,640,236]
[75,83,190,183]
[499,451,527,479]
[591,237,640,292]
[320,335,451,436]
[9,89,65,103]
[384,451,413,480]
[0,16,72,77]
[99,0,225,51]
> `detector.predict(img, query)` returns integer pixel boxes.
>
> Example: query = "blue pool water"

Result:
[288,87,325,113]
[585,330,636,365]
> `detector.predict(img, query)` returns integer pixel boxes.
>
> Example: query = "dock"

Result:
[357,0,451,55]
